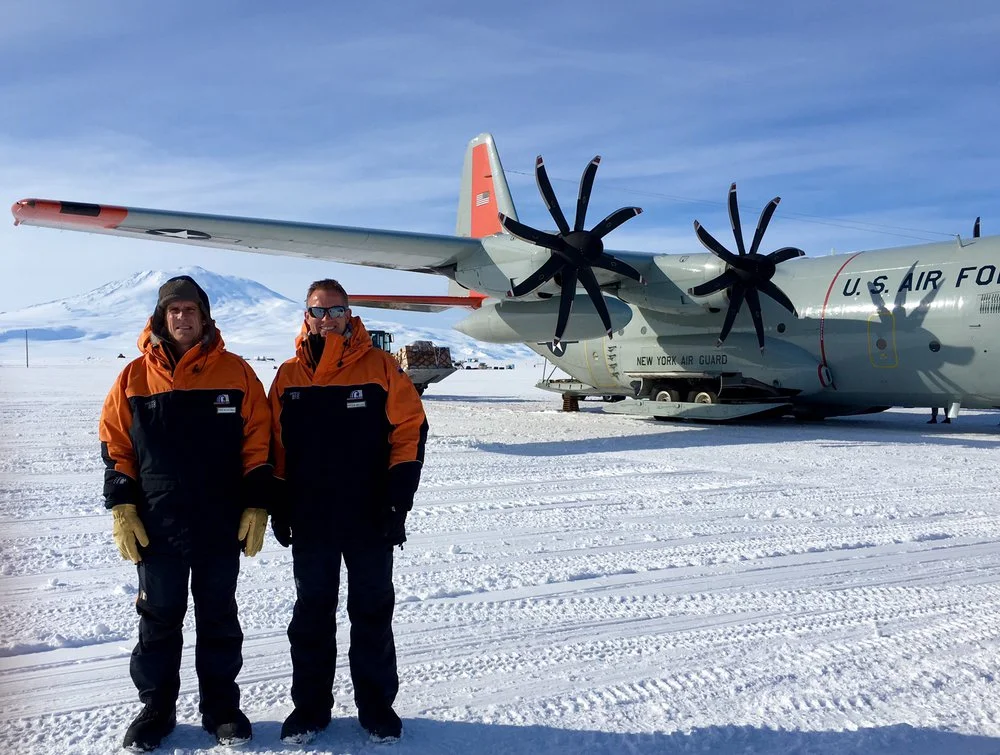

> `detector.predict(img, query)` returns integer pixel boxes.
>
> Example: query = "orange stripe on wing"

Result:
[12,199,128,229]
[470,144,500,238]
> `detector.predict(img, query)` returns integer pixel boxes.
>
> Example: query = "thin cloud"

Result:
[2,2,999,310]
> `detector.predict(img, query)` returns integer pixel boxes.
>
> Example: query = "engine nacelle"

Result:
[619,253,730,314]
[454,296,634,344]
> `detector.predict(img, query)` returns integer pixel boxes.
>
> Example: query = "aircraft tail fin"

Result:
[456,133,517,238]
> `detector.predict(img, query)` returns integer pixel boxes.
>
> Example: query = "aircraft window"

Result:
[876,338,888,350]
[777,323,786,333]
[929,341,941,353]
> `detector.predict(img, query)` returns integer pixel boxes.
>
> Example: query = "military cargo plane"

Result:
[11,133,999,420]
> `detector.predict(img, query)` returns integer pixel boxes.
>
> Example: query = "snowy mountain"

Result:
[0,267,533,364]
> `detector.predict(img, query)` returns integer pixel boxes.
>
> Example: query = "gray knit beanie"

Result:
[155,275,211,319]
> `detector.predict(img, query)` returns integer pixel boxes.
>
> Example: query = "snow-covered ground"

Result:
[3,359,1000,755]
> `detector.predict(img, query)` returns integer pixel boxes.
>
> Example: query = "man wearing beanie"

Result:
[99,274,273,751]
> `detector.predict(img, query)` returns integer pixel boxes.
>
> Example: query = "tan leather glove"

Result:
[238,508,268,557]
[111,504,149,563]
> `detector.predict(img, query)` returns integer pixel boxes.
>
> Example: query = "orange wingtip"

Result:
[12,199,128,228]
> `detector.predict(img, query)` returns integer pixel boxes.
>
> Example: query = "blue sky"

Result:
[2,0,998,327]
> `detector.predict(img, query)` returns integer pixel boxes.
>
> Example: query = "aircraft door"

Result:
[542,338,621,390]
[582,338,618,388]
[867,310,898,368]
[965,292,1000,397]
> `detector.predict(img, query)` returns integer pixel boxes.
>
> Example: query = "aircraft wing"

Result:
[11,199,484,273]
[351,293,487,313]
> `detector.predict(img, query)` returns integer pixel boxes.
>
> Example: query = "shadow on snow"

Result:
[157,718,1000,755]
[473,409,1000,457]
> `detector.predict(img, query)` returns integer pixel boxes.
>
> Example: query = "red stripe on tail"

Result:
[470,144,501,238]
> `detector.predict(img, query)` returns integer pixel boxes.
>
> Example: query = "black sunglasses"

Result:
[307,305,348,319]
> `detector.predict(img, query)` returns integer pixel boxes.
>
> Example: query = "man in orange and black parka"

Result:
[268,278,427,745]
[100,275,272,751]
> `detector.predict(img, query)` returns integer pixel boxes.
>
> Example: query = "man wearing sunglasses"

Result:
[268,278,427,745]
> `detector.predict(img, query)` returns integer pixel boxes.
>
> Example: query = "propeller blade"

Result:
[717,284,745,346]
[974,216,981,238]
[578,266,613,336]
[694,222,741,266]
[747,197,780,256]
[592,252,644,284]
[574,156,601,231]
[728,183,747,256]
[591,206,642,239]
[757,279,798,316]
[508,255,565,298]
[689,269,739,297]
[745,286,766,351]
[767,246,806,265]
[553,267,579,344]
[534,157,570,235]
[499,214,565,250]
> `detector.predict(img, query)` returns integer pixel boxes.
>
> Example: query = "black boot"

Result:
[202,709,252,746]
[280,707,331,745]
[359,706,402,742]
[123,705,176,751]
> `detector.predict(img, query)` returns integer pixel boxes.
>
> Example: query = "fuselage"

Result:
[524,235,1000,411]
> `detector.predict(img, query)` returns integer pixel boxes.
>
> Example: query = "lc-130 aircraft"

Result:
[11,133,1000,421]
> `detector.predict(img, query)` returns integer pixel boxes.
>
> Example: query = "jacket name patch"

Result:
[217,407,237,414]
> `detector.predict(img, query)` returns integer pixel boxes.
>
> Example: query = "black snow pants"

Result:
[287,543,397,716]
[131,545,243,716]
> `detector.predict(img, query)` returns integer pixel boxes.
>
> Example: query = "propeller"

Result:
[688,183,804,351]
[499,155,644,346]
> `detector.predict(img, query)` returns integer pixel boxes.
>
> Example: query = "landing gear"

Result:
[688,389,719,404]
[645,379,722,405]
[654,389,681,402]
[646,381,720,419]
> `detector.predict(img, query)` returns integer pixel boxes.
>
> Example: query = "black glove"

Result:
[382,504,408,546]
[269,476,292,547]
[271,511,292,547]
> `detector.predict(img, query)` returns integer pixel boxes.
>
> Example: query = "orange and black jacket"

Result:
[268,317,428,544]
[99,321,272,553]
